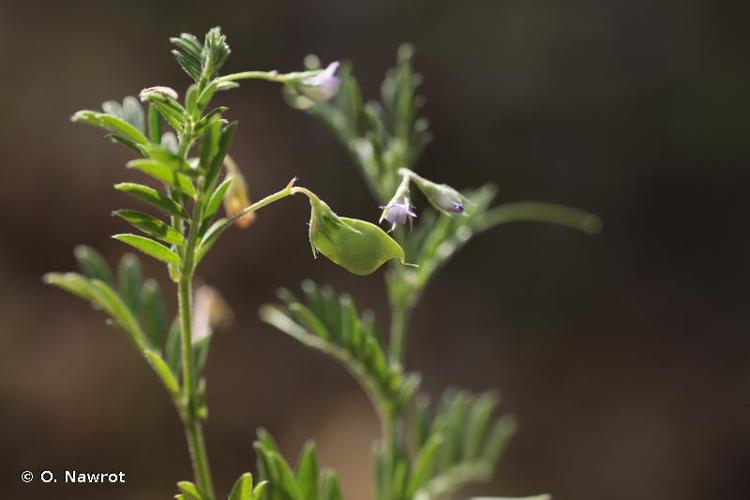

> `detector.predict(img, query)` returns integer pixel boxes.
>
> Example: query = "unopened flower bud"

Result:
[296,62,340,101]
[223,155,255,229]
[407,171,465,215]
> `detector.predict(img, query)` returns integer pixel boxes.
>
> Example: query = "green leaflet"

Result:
[127,159,197,197]
[112,234,181,265]
[406,434,443,498]
[228,472,267,500]
[296,442,320,500]
[43,272,94,301]
[113,209,185,246]
[144,350,180,398]
[319,471,343,500]
[308,197,408,276]
[203,176,233,223]
[463,392,500,460]
[117,253,142,313]
[115,182,189,219]
[102,96,146,134]
[196,106,229,132]
[74,245,114,285]
[177,481,210,500]
[140,90,187,133]
[171,32,203,81]
[204,120,237,192]
[141,279,167,348]
[140,143,193,173]
[166,318,182,376]
[148,104,162,143]
[195,218,227,264]
[71,110,149,148]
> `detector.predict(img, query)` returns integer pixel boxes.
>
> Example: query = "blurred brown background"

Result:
[1,1,749,499]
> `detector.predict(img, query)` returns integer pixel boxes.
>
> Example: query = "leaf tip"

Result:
[582,214,603,234]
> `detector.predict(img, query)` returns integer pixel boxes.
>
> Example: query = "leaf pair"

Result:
[255,430,342,500]
[260,281,420,416]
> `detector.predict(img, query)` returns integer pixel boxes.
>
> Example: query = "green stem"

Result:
[375,406,401,500]
[476,201,603,234]
[379,293,412,500]
[177,194,216,498]
[218,71,284,83]
[389,300,411,365]
[184,409,214,497]
[227,179,310,224]
[218,68,321,84]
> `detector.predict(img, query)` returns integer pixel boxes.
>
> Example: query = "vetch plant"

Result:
[44,26,599,500]
[44,28,409,500]
[257,46,602,499]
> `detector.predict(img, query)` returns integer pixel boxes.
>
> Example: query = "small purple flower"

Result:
[380,200,417,231]
[299,62,341,101]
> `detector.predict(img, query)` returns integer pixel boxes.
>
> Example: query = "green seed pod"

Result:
[308,196,407,275]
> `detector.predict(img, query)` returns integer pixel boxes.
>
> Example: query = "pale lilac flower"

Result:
[380,200,417,231]
[298,62,341,101]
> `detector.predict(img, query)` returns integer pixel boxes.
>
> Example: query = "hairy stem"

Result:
[218,68,322,84]
[227,179,313,224]
[177,191,216,497]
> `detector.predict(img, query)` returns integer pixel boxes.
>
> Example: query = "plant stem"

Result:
[375,406,401,500]
[389,300,411,365]
[173,177,314,495]
[184,403,214,497]
[218,68,321,84]
[226,180,312,224]
[177,195,216,498]
[217,71,285,84]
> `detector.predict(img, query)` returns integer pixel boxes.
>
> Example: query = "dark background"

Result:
[1,1,748,499]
